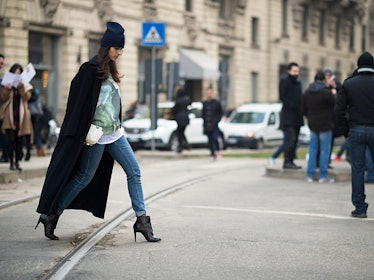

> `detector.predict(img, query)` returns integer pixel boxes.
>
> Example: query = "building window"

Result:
[319,10,326,45]
[282,0,288,36]
[301,5,308,41]
[251,72,258,102]
[28,32,58,113]
[251,17,259,48]
[219,59,230,109]
[89,39,100,58]
[361,25,366,52]
[335,17,341,49]
[185,0,192,12]
[349,20,355,51]
[219,0,235,20]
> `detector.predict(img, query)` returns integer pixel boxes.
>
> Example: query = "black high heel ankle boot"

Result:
[35,214,60,240]
[133,215,161,242]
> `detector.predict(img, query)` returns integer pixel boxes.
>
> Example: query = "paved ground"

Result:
[0,148,352,208]
[1,149,373,280]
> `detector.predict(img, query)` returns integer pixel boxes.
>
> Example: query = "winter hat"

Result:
[323,67,334,75]
[357,51,374,68]
[101,22,125,48]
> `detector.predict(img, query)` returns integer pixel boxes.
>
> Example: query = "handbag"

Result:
[85,124,103,146]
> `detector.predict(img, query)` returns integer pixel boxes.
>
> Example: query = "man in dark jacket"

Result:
[279,62,304,169]
[303,71,335,183]
[334,51,374,218]
[202,88,223,160]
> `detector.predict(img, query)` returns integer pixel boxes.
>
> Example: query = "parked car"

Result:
[298,124,311,145]
[224,103,284,149]
[122,102,225,151]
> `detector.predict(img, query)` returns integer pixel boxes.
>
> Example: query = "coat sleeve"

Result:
[279,79,287,104]
[20,83,33,101]
[302,94,308,117]
[334,84,349,138]
[0,86,11,102]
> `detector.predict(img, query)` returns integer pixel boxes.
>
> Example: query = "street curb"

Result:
[265,166,351,182]
[0,167,47,184]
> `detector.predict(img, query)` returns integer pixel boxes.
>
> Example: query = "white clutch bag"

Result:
[85,124,103,146]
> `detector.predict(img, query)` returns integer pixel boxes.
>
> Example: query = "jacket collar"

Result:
[357,67,374,74]
[89,55,99,66]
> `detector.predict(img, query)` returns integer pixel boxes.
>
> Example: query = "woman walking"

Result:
[35,22,161,242]
[172,86,191,153]
[0,63,33,171]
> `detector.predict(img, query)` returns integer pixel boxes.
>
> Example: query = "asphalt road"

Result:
[1,155,373,280]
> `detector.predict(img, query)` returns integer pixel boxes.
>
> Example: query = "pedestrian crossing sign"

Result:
[141,22,165,47]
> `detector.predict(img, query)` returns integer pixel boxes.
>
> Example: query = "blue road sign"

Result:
[141,22,165,47]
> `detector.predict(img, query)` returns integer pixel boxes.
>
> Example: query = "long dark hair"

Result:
[96,47,123,83]
[9,63,23,74]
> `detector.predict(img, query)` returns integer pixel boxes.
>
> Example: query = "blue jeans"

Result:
[307,130,332,179]
[272,131,286,159]
[206,129,220,157]
[348,126,374,213]
[57,136,146,217]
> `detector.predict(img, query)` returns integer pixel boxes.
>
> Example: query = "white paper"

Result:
[1,71,23,87]
[21,63,36,85]
[1,63,36,88]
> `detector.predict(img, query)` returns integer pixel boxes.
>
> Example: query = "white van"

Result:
[224,103,283,149]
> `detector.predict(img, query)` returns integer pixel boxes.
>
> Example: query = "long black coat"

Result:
[202,99,223,134]
[279,75,304,128]
[36,56,119,218]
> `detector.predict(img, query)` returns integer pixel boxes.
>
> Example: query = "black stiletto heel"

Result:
[35,214,60,240]
[133,215,161,242]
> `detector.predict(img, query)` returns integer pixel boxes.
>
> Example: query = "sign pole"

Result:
[140,22,165,152]
[150,46,156,151]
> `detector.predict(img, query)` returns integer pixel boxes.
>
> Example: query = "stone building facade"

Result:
[0,0,371,122]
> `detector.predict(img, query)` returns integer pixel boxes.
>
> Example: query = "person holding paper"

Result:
[0,54,9,163]
[0,63,33,171]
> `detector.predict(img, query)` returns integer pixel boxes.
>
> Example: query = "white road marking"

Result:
[183,205,374,221]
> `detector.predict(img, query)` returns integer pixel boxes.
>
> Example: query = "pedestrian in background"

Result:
[0,63,33,171]
[28,87,45,157]
[202,88,223,161]
[172,86,191,153]
[279,62,304,169]
[35,22,161,242]
[0,53,8,163]
[335,51,374,218]
[302,71,335,183]
[323,67,341,168]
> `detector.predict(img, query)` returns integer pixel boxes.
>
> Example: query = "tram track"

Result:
[0,194,39,210]
[0,158,250,280]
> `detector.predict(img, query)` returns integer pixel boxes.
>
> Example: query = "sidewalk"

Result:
[0,148,353,184]
[265,159,352,182]
[0,148,352,209]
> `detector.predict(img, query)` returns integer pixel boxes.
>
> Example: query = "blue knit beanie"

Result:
[101,22,125,48]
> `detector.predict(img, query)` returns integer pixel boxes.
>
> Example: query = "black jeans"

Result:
[176,124,188,151]
[283,126,300,164]
[6,129,22,165]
